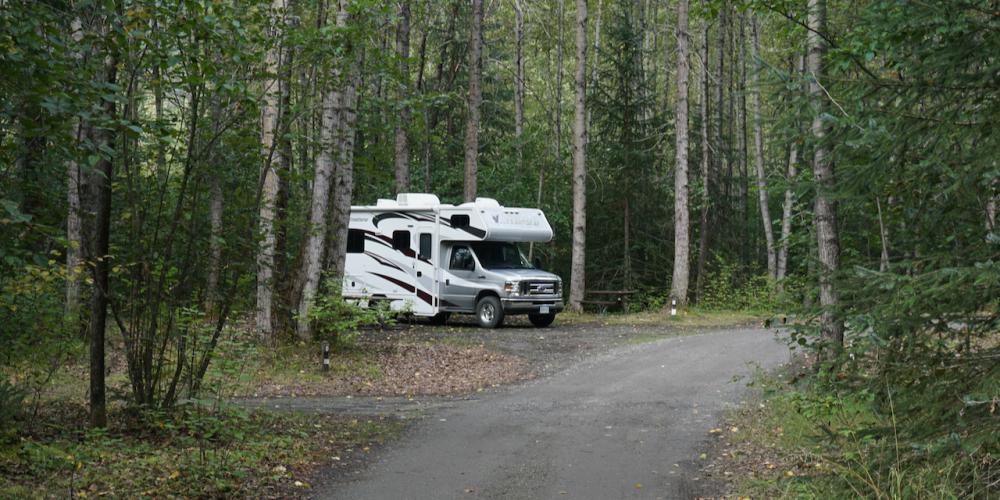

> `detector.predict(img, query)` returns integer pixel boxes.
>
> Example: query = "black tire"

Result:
[428,312,451,326]
[475,296,504,328]
[528,312,556,327]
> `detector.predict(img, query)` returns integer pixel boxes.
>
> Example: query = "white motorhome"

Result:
[342,193,563,328]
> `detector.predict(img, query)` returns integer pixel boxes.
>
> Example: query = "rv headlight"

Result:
[555,279,562,296]
[504,280,521,295]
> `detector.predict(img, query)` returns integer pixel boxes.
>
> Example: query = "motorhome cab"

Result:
[342,193,563,328]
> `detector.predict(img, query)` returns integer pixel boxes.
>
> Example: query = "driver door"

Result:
[441,245,477,311]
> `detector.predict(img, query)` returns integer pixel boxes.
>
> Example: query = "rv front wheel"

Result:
[475,296,504,328]
[528,312,556,327]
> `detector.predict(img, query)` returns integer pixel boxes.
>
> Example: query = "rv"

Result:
[342,193,563,328]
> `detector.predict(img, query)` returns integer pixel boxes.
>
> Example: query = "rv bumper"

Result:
[501,297,564,314]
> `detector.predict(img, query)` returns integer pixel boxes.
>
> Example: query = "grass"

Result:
[1,404,403,498]
[715,365,999,499]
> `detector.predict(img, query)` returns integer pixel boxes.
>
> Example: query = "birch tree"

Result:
[295,4,349,340]
[569,0,587,311]
[750,15,776,279]
[256,0,288,342]
[807,0,843,347]
[326,0,362,280]
[670,0,691,305]
[463,0,484,202]
[777,54,805,281]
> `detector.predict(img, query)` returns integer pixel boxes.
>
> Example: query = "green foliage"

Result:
[0,406,402,497]
[699,257,780,311]
[307,279,394,349]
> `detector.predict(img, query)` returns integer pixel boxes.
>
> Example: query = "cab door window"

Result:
[449,246,474,271]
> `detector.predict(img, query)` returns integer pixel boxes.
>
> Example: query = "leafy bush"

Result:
[306,278,393,349]
[699,257,782,312]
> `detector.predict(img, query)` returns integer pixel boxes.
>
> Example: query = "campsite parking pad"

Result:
[241,317,788,499]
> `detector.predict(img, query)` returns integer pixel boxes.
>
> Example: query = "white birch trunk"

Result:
[777,54,805,281]
[750,15,776,280]
[256,0,287,342]
[569,0,588,311]
[328,0,362,280]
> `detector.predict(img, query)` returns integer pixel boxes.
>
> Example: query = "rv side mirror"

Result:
[533,257,543,270]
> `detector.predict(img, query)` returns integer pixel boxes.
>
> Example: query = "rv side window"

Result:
[451,214,470,228]
[449,246,474,271]
[392,230,411,251]
[419,233,432,260]
[346,229,365,253]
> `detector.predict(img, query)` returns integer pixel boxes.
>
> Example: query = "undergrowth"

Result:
[724,346,999,499]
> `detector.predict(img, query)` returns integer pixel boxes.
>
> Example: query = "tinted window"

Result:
[392,230,410,251]
[449,246,474,271]
[451,214,470,228]
[469,242,532,269]
[346,229,365,253]
[419,233,432,260]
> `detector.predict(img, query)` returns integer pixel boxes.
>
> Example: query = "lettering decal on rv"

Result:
[372,211,435,227]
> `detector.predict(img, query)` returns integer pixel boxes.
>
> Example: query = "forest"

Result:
[2,0,998,497]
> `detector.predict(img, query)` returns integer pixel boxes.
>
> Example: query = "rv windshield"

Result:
[469,242,533,270]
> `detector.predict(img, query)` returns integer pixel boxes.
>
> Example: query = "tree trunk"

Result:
[695,15,711,301]
[394,0,411,194]
[807,0,843,347]
[256,0,288,343]
[296,66,341,340]
[66,17,86,320]
[327,0,362,280]
[777,54,805,281]
[750,15,776,280]
[89,48,118,429]
[463,0,484,202]
[587,0,603,136]
[569,0,588,311]
[205,176,223,315]
[670,0,691,305]
[514,0,525,175]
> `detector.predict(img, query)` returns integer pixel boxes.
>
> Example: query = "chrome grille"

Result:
[520,280,560,296]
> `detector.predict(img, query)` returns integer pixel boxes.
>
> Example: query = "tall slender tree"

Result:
[463,0,484,202]
[569,0,588,311]
[807,0,843,347]
[394,1,411,193]
[256,0,288,342]
[777,54,805,281]
[670,0,691,305]
[327,0,362,280]
[750,15,776,279]
[89,28,119,428]
[695,14,711,300]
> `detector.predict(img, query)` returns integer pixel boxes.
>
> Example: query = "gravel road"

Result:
[312,327,788,499]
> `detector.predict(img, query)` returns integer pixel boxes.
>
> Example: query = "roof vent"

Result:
[474,197,501,208]
[396,193,440,206]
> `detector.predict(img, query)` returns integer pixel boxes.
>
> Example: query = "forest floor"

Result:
[2,309,769,498]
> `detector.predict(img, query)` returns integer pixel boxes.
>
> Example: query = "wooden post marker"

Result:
[322,342,330,372]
